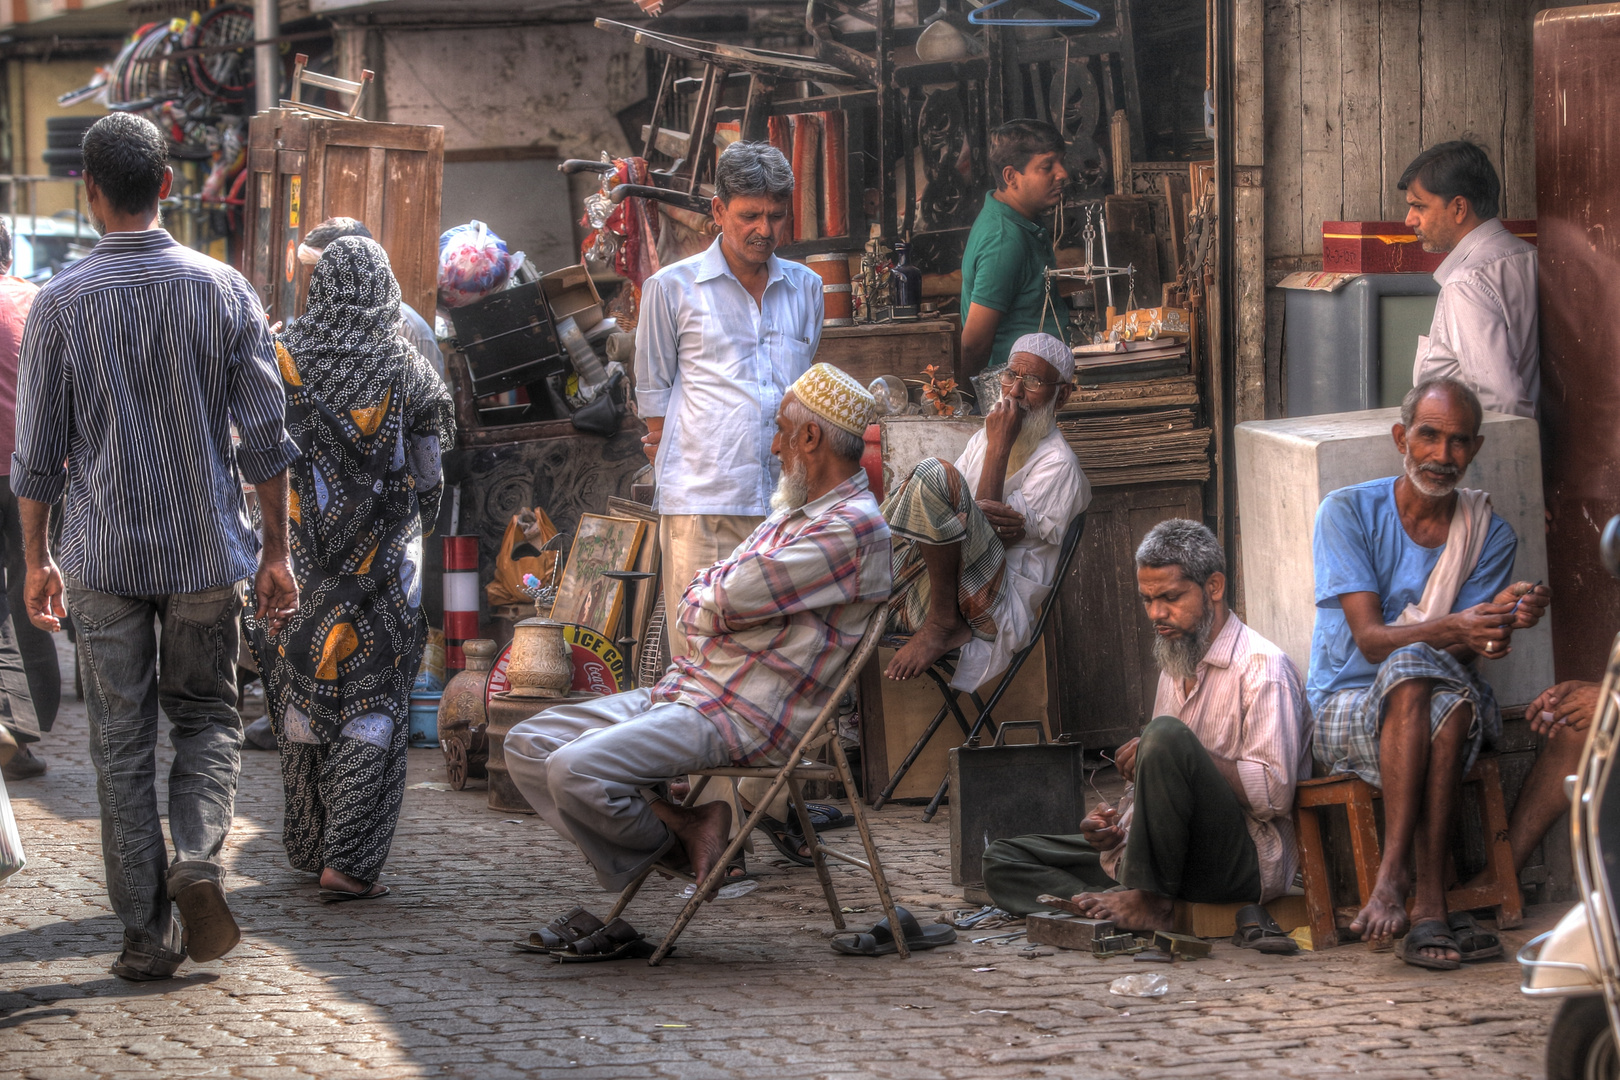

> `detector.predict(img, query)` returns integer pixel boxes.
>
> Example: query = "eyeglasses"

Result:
[999,371,1063,393]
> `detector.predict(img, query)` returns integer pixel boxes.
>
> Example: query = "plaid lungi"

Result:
[881,457,1005,641]
[1313,643,1500,788]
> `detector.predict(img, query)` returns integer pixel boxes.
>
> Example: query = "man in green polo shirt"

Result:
[960,119,1070,383]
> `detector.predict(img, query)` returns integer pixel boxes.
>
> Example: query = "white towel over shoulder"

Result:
[1394,488,1493,626]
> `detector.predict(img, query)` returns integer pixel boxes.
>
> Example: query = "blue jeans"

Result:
[66,574,245,973]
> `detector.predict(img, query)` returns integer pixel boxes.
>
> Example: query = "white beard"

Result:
[1152,600,1216,683]
[1404,450,1463,498]
[770,457,810,513]
[1007,397,1058,476]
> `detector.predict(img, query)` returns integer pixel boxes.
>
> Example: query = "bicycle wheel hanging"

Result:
[185,6,255,105]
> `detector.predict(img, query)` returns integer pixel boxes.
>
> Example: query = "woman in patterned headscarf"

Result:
[248,236,453,901]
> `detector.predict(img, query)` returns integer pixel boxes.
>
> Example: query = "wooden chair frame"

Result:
[873,512,1087,820]
[606,610,908,964]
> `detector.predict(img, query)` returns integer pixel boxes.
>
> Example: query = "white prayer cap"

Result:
[1008,332,1074,381]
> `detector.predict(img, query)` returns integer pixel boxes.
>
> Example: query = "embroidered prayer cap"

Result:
[788,362,877,437]
[1009,332,1075,382]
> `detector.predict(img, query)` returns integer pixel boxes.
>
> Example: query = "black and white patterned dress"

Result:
[247,236,453,884]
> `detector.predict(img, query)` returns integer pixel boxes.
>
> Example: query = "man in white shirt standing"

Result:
[635,142,824,661]
[1402,141,1539,419]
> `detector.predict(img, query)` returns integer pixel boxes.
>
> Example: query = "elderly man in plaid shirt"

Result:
[505,365,890,953]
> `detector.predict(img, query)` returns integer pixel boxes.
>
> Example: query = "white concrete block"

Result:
[1235,408,1553,708]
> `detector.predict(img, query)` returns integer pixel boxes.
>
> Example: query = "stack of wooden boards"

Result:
[1058,346,1211,486]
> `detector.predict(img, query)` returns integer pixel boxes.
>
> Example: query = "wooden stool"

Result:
[1294,754,1522,949]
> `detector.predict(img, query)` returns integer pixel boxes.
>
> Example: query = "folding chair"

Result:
[605,609,908,964]
[872,512,1087,821]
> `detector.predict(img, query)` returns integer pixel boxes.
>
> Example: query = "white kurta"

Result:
[949,426,1090,690]
[1412,218,1539,419]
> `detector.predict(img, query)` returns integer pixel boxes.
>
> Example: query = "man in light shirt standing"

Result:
[1401,140,1539,419]
[635,141,823,662]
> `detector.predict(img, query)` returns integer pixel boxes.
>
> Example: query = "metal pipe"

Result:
[1098,203,1114,311]
[254,0,278,115]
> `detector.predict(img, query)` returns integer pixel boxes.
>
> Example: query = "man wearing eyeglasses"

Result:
[882,332,1089,685]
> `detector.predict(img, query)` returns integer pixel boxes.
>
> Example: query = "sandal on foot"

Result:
[514,905,604,953]
[551,918,657,962]
[169,860,241,962]
[1232,904,1299,955]
[830,907,957,957]
[1399,918,1461,970]
[320,883,391,903]
[1447,910,1503,962]
[757,815,814,866]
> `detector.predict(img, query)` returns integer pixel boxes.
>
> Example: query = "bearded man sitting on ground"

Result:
[981,519,1312,945]
[502,365,892,960]
[882,332,1090,687]
[1308,376,1548,970]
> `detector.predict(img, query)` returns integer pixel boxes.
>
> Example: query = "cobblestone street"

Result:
[0,666,1565,1079]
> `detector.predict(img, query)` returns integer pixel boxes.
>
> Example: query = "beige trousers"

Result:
[658,513,764,662]
[657,512,786,832]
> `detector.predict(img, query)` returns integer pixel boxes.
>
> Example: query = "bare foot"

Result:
[1405,909,1459,965]
[319,867,386,897]
[1068,889,1174,932]
[1349,871,1411,948]
[886,617,973,680]
[652,799,733,890]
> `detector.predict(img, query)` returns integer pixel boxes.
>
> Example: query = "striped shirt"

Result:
[654,470,892,764]
[11,228,296,596]
[1106,613,1313,902]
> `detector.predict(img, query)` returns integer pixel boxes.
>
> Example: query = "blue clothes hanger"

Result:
[967,0,1101,27]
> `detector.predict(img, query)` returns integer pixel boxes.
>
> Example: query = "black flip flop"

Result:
[805,803,854,831]
[1399,918,1461,970]
[1447,910,1503,962]
[1231,904,1300,955]
[514,905,604,953]
[319,883,391,903]
[830,907,958,956]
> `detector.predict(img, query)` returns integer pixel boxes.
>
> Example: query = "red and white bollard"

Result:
[442,535,480,673]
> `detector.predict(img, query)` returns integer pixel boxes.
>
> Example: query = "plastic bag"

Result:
[437,220,512,309]
[487,506,559,608]
[1109,974,1168,998]
[0,772,25,882]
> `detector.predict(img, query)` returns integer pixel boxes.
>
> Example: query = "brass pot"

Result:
[437,638,494,790]
[506,617,572,699]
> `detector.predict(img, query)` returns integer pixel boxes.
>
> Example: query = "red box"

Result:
[1322,220,1537,274]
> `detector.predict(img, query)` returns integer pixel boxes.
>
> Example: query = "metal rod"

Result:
[254,0,278,115]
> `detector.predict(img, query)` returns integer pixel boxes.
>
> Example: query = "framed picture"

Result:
[548,513,647,636]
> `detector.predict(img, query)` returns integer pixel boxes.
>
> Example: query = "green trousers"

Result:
[981,715,1263,915]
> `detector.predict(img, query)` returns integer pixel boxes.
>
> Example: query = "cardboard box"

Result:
[1321,220,1536,275]
[541,264,605,332]
[1170,894,1309,938]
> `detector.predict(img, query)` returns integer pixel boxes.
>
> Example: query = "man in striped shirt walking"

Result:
[12,114,299,981]
[983,519,1312,941]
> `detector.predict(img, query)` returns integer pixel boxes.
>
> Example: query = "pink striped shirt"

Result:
[1149,612,1312,901]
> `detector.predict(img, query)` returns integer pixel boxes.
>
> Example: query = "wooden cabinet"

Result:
[1044,480,1206,750]
[244,109,444,325]
[816,318,960,387]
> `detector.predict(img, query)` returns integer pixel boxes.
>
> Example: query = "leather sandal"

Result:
[551,917,660,962]
[1232,904,1300,954]
[514,906,604,953]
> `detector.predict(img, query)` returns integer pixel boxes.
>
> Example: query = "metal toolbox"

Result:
[448,281,570,397]
[948,721,1086,887]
